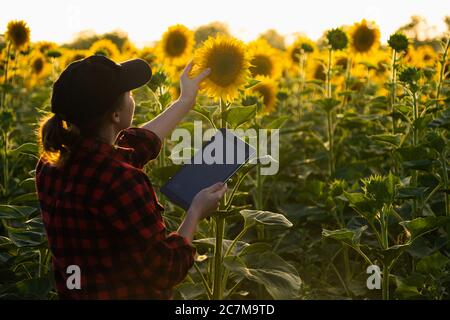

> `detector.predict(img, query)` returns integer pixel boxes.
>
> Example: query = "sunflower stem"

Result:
[342,56,352,110]
[255,115,265,241]
[212,98,228,300]
[11,50,19,87]
[412,90,419,217]
[326,48,333,98]
[390,49,397,134]
[441,153,450,218]
[436,37,450,109]
[382,264,390,300]
[3,131,9,197]
[325,48,335,178]
[298,52,307,120]
[213,215,224,299]
[440,152,450,240]
[327,110,335,178]
[1,42,12,109]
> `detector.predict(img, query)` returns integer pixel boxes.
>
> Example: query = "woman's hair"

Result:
[38,93,126,167]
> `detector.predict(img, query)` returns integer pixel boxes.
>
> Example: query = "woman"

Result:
[36,54,227,299]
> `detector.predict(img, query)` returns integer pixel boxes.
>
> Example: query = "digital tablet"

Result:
[160,128,256,210]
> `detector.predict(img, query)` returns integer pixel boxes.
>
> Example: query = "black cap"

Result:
[51,54,152,125]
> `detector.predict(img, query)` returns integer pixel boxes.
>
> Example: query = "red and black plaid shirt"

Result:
[36,127,196,299]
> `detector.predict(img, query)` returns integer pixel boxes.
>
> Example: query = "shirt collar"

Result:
[78,136,133,162]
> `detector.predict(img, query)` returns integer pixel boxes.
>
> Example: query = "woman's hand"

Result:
[188,182,228,220]
[179,61,211,107]
[139,62,210,142]
[177,182,227,244]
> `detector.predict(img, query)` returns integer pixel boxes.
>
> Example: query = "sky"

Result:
[1,0,449,47]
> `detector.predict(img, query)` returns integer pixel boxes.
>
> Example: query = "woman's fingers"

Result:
[193,68,211,84]
[208,182,225,192]
[181,60,211,82]
[216,184,228,198]
[181,60,194,78]
[210,182,227,199]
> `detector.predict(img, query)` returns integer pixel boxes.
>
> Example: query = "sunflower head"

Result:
[250,76,278,114]
[139,47,158,66]
[247,39,282,79]
[415,45,436,67]
[326,28,348,51]
[376,59,389,76]
[31,54,45,75]
[148,70,170,92]
[349,20,380,54]
[288,36,315,64]
[241,94,259,107]
[72,51,87,62]
[89,39,120,59]
[6,20,30,49]
[159,24,194,64]
[335,56,349,72]
[276,89,289,102]
[194,22,230,47]
[46,50,62,58]
[404,45,437,69]
[191,35,251,102]
[121,40,138,56]
[399,66,421,86]
[64,50,88,66]
[35,41,57,54]
[329,179,348,197]
[388,33,409,52]
[310,61,326,81]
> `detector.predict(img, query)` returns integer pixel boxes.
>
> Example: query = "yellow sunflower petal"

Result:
[247,39,282,79]
[158,24,194,65]
[251,76,278,114]
[349,19,380,55]
[191,35,252,102]
[89,39,120,59]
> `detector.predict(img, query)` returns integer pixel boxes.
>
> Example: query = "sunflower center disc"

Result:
[207,49,243,87]
[250,55,273,77]
[166,32,188,57]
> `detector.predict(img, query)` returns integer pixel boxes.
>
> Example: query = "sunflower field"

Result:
[0,18,449,300]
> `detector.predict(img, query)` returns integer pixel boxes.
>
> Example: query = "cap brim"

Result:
[118,58,152,92]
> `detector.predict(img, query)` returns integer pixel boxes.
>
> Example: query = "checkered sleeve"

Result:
[103,168,196,290]
[115,127,162,168]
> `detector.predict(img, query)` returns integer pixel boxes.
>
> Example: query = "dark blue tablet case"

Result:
[160,128,256,210]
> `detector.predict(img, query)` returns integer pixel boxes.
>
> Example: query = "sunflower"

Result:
[306,58,327,81]
[159,24,194,64]
[288,36,315,65]
[326,28,348,51]
[5,20,30,49]
[63,49,88,67]
[34,41,58,54]
[89,39,120,59]
[334,53,349,74]
[31,53,46,75]
[139,46,158,66]
[247,39,282,79]
[191,35,251,102]
[314,63,326,81]
[349,20,380,54]
[376,59,389,76]
[250,76,278,114]
[121,40,138,57]
[405,45,437,68]
[418,46,436,64]
[387,33,409,52]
